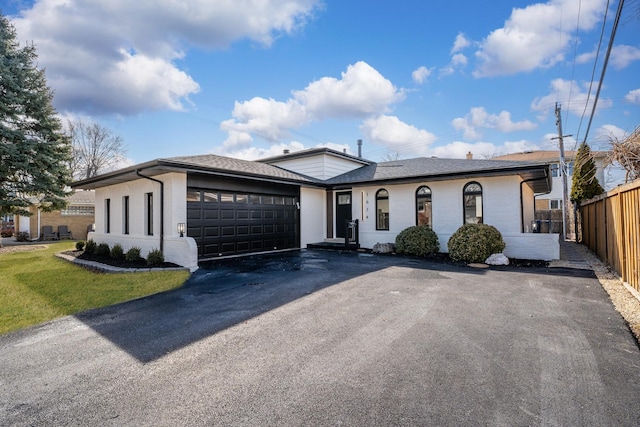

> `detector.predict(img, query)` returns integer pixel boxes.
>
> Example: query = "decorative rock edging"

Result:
[55,253,191,273]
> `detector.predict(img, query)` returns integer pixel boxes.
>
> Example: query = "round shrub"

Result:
[110,243,124,260]
[84,239,96,254]
[395,225,439,257]
[146,249,164,266]
[75,241,85,251]
[447,223,506,263]
[125,247,143,262]
[95,242,111,257]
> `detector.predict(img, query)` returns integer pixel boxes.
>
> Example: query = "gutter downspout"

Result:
[136,170,164,253]
[520,174,551,233]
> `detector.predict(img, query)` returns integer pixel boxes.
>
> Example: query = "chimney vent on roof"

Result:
[466,151,473,160]
[283,149,290,154]
[357,139,362,157]
[343,148,347,153]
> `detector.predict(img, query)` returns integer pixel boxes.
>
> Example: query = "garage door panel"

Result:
[204,209,219,220]
[221,226,235,236]
[187,187,298,259]
[204,226,219,237]
[187,209,202,220]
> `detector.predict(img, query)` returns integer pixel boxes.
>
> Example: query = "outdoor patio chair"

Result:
[41,225,58,241]
[58,225,72,240]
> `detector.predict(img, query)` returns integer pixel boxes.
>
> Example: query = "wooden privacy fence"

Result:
[579,180,639,291]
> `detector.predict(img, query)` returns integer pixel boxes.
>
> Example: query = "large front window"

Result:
[463,182,483,224]
[376,189,389,230]
[416,186,432,227]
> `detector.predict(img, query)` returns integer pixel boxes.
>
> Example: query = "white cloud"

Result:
[577,44,640,70]
[473,0,607,77]
[610,45,640,69]
[11,0,321,115]
[452,107,537,140]
[412,66,433,84]
[429,139,541,159]
[293,62,405,118]
[221,62,404,147]
[593,124,629,146]
[625,88,640,104]
[214,141,307,161]
[451,33,471,54]
[360,115,437,157]
[451,54,468,67]
[531,78,613,118]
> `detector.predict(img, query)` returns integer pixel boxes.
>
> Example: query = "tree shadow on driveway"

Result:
[74,249,596,363]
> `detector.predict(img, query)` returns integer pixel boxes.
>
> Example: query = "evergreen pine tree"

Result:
[570,142,604,203]
[0,13,72,217]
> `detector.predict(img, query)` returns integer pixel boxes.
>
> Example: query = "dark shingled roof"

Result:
[71,154,320,189]
[72,153,550,193]
[164,154,319,183]
[324,157,550,185]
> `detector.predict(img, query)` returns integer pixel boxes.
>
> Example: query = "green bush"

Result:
[84,239,96,254]
[447,223,506,263]
[395,225,439,257]
[15,231,30,242]
[95,242,110,257]
[75,241,85,251]
[125,247,143,262]
[146,249,164,266]
[110,243,124,260]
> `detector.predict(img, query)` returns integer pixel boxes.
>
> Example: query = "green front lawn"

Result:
[0,241,190,335]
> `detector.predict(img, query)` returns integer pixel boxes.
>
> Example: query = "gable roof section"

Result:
[259,147,372,166]
[324,157,551,193]
[72,154,320,190]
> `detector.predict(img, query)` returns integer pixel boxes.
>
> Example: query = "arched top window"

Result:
[416,186,432,227]
[463,182,483,224]
[376,189,389,230]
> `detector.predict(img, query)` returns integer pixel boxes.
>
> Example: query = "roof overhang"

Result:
[71,159,324,190]
[327,165,551,193]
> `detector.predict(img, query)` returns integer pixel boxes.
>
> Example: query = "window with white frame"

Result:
[463,182,483,224]
[376,189,389,230]
[416,186,432,227]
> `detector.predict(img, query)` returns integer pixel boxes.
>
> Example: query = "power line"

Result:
[582,0,626,145]
[576,0,611,144]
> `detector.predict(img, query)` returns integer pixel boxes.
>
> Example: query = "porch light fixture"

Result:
[177,223,185,237]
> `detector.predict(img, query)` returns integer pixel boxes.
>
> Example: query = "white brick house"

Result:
[72,148,557,270]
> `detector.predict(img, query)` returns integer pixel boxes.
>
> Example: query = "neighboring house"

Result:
[14,190,95,241]
[493,150,608,211]
[71,148,557,271]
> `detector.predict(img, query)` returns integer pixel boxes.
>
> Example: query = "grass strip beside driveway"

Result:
[0,241,189,335]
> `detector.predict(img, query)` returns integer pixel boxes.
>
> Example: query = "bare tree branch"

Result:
[67,120,127,180]
[607,125,640,183]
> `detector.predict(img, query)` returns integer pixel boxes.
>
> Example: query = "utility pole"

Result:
[552,103,572,241]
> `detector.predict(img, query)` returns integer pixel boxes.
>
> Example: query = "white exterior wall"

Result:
[350,176,559,260]
[91,172,198,271]
[271,154,364,179]
[522,183,536,233]
[299,187,326,246]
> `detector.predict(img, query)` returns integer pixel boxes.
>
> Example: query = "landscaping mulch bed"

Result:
[65,250,180,269]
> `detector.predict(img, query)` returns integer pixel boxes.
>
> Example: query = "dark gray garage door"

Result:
[187,189,299,259]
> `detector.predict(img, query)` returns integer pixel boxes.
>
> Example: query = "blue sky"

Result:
[4,0,640,166]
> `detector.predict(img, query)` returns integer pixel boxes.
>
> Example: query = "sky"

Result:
[3,0,640,172]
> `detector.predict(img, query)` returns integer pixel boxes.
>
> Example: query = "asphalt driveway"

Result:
[1,249,639,426]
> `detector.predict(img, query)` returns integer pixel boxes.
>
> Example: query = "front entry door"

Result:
[335,191,352,238]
